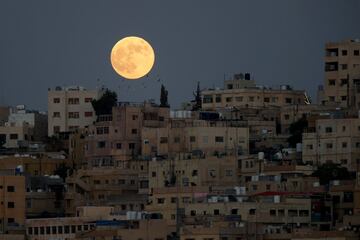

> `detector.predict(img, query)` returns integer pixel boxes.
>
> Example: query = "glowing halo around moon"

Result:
[110,36,155,80]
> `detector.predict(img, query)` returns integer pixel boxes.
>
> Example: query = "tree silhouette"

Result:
[192,81,202,111]
[160,84,169,107]
[91,89,117,116]
[287,116,308,147]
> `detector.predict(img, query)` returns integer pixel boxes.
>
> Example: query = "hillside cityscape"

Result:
[0,39,360,240]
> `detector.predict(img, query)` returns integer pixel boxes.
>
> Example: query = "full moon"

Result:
[110,36,155,80]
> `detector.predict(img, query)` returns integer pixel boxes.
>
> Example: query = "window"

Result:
[174,137,180,143]
[341,159,348,165]
[342,142,347,148]
[266,184,271,191]
[58,226,63,234]
[28,227,33,235]
[226,97,232,102]
[285,98,292,104]
[215,136,224,143]
[84,111,93,117]
[214,209,220,215]
[152,172,156,177]
[306,144,313,150]
[68,112,79,119]
[129,143,135,149]
[341,64,348,70]
[354,50,359,56]
[215,94,221,103]
[270,209,276,216]
[53,98,60,103]
[203,95,213,103]
[225,170,233,176]
[190,210,196,216]
[116,143,122,149]
[84,97,93,102]
[131,129,138,134]
[132,115,138,120]
[190,136,196,142]
[326,143,333,149]
[235,96,243,102]
[9,134,18,140]
[341,79,348,85]
[284,114,290,120]
[329,96,335,102]
[7,186,15,192]
[192,170,198,176]
[231,209,238,215]
[68,98,79,104]
[53,126,60,134]
[97,141,106,148]
[341,96,347,101]
[46,226,51,234]
[203,136,208,143]
[7,202,15,208]
[325,127,332,133]
[160,137,168,143]
[249,96,255,102]
[53,112,60,118]
[328,79,336,86]
[157,198,165,204]
[249,209,256,215]
[342,50,347,56]
[264,97,270,103]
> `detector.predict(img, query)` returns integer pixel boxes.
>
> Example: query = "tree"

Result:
[287,116,308,147]
[91,89,117,116]
[192,81,202,111]
[160,84,169,107]
[312,163,355,185]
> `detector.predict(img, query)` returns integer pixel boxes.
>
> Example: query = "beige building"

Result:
[0,173,26,234]
[302,118,360,170]
[47,86,103,136]
[201,74,307,111]
[142,119,249,159]
[321,39,360,108]
[149,155,238,190]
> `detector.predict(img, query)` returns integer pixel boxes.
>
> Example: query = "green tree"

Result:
[91,89,117,116]
[312,163,354,185]
[160,84,169,107]
[287,116,308,147]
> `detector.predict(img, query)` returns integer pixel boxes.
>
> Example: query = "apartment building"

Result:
[321,39,360,108]
[302,118,360,171]
[47,86,104,136]
[84,102,169,164]
[142,119,249,159]
[0,173,25,234]
[201,73,306,111]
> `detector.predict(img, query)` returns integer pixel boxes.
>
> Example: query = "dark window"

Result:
[7,186,15,192]
[328,79,336,86]
[52,226,57,234]
[342,50,347,56]
[84,97,93,102]
[215,136,224,143]
[354,50,359,56]
[7,202,15,208]
[129,143,135,149]
[53,98,60,103]
[9,134,18,140]
[160,137,168,143]
[190,136,196,142]
[116,143,122,149]
[131,129,138,134]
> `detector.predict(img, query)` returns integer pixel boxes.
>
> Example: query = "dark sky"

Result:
[1,0,360,111]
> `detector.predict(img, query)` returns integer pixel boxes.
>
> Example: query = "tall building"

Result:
[321,39,360,108]
[47,86,103,136]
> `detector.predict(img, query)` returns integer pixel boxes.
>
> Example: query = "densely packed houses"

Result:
[0,39,360,240]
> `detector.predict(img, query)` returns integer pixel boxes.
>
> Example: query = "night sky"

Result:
[1,0,360,111]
